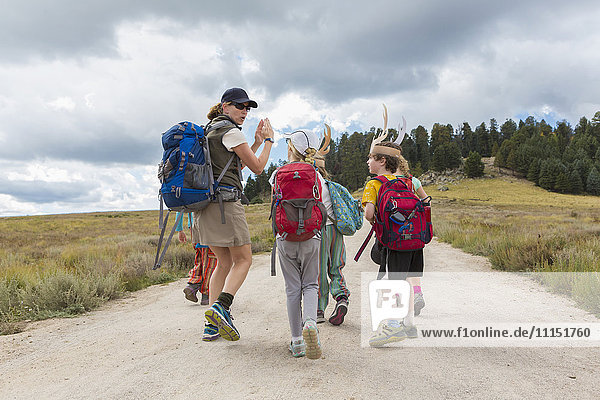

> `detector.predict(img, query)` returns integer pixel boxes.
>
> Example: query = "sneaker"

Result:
[302,319,322,359]
[288,339,306,358]
[328,297,348,326]
[183,285,199,303]
[205,302,240,341]
[369,320,408,347]
[200,293,209,306]
[316,310,326,324]
[404,323,418,339]
[202,323,220,341]
[414,292,425,316]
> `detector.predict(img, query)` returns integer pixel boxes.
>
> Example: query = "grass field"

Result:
[426,174,600,316]
[1,176,598,334]
[0,206,273,335]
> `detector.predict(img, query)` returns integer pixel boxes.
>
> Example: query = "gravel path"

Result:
[2,224,599,399]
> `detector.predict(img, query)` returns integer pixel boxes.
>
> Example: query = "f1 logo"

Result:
[368,280,410,331]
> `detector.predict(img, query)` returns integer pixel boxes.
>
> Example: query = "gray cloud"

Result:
[1,0,599,216]
[0,117,160,165]
[0,177,95,204]
[3,1,598,105]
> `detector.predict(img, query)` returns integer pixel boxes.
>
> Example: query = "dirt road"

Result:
[2,224,599,399]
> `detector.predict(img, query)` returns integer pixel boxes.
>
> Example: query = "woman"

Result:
[200,87,274,342]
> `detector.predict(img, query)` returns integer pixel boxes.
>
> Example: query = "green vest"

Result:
[207,115,243,191]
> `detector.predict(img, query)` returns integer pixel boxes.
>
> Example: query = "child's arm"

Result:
[175,212,192,243]
[364,202,376,225]
[416,186,429,202]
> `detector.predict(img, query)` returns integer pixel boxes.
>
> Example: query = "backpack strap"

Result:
[270,240,277,276]
[153,211,184,270]
[205,119,241,224]
[354,224,375,261]
[371,176,388,184]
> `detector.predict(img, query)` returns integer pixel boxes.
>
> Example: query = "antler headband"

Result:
[318,124,331,156]
[313,124,331,170]
[370,104,406,158]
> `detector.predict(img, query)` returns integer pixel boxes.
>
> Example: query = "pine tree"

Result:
[430,123,452,156]
[474,123,491,156]
[464,151,485,177]
[500,119,517,141]
[527,159,541,184]
[586,167,600,195]
[432,143,462,172]
[569,170,584,194]
[460,122,475,157]
[554,172,570,193]
[538,159,563,190]
[491,142,499,157]
[414,125,431,171]
[495,140,514,168]
[243,175,259,202]
[489,118,500,150]
[555,121,573,153]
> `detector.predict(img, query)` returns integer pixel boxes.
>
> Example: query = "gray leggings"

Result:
[276,237,320,338]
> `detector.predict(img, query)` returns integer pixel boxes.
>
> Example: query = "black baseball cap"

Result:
[220,87,258,108]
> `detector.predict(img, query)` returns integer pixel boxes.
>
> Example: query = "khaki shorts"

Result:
[195,201,251,247]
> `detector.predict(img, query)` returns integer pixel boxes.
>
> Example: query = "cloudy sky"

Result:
[1,0,599,216]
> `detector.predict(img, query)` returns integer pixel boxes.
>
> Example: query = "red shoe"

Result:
[329,297,348,326]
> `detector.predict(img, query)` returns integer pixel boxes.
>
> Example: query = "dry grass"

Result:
[0,206,275,334]
[426,175,600,315]
[2,179,598,333]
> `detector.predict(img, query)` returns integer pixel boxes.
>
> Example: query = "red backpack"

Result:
[354,175,432,261]
[270,162,327,274]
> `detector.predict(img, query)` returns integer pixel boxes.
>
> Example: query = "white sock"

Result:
[292,336,303,342]
[404,282,415,327]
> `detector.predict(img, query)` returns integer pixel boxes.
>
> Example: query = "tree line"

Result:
[244,112,600,202]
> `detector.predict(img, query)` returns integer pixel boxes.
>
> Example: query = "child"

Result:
[313,155,351,326]
[270,130,331,359]
[362,142,429,346]
[175,212,217,307]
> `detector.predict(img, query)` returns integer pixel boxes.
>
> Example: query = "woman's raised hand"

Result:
[261,118,274,141]
[254,119,265,144]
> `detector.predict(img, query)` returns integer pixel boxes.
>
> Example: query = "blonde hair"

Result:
[288,142,329,178]
[313,154,330,179]
[396,154,410,176]
[207,103,223,120]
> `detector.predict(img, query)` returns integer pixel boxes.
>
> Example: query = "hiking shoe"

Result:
[369,320,408,347]
[202,323,220,341]
[329,297,348,326]
[183,285,199,303]
[200,293,209,306]
[414,292,425,316]
[302,319,322,359]
[205,302,240,341]
[316,310,326,324]
[288,339,306,358]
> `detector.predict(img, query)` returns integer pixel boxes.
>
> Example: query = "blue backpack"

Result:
[154,120,235,269]
[325,180,364,236]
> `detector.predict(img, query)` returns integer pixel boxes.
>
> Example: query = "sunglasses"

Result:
[230,102,252,111]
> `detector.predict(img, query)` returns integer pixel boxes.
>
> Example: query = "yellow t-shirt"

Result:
[361,175,422,206]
